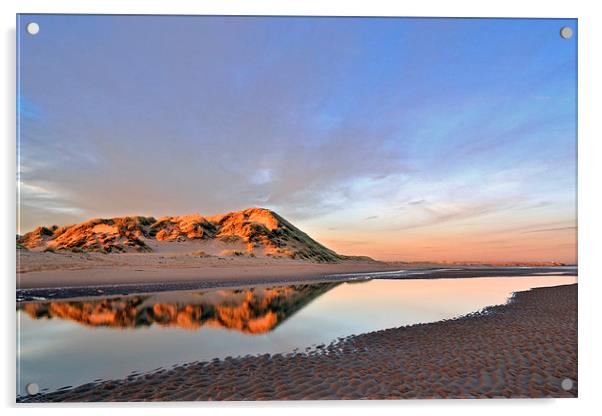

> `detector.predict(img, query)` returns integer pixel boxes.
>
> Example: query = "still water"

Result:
[17,275,576,395]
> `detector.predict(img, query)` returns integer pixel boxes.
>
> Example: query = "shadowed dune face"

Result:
[19,283,340,334]
[16,208,368,263]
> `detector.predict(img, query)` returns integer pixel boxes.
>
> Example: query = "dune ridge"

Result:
[17,208,369,263]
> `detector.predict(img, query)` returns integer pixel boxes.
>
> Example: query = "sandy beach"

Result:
[16,250,575,303]
[17,250,397,289]
[17,248,573,285]
[18,283,577,401]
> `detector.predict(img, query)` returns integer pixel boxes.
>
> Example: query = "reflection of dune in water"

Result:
[19,283,341,334]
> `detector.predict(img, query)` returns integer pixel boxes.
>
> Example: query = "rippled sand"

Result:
[19,284,577,402]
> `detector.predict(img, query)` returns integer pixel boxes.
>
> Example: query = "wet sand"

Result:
[17,250,575,302]
[18,283,577,402]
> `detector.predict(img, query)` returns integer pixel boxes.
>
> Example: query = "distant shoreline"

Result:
[16,257,577,302]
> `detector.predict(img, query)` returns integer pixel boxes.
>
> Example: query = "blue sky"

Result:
[17,15,577,261]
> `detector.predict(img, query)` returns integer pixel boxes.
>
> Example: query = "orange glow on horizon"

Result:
[317,228,577,263]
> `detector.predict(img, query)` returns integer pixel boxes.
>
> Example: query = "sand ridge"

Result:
[17,208,373,263]
[18,284,577,402]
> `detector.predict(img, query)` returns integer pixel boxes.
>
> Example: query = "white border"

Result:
[2,1,601,415]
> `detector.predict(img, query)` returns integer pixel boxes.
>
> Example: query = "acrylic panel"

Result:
[16,15,577,402]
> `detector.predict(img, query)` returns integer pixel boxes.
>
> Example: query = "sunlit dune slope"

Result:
[17,208,372,263]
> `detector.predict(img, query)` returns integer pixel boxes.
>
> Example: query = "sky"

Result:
[17,15,577,262]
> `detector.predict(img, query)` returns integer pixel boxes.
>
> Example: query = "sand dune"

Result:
[17,207,371,263]
[18,284,577,401]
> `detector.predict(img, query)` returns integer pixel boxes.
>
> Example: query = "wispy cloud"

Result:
[408,199,426,205]
[521,226,577,234]
[393,200,511,231]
